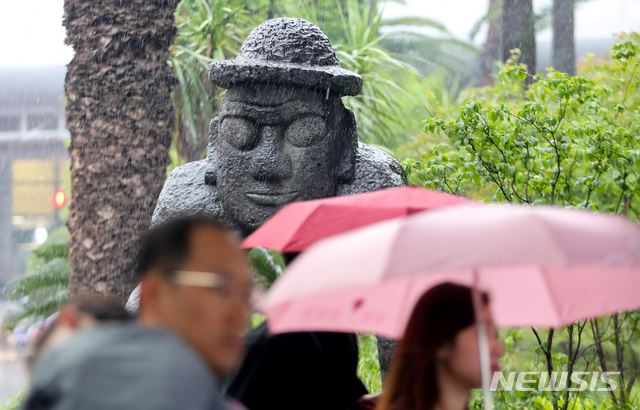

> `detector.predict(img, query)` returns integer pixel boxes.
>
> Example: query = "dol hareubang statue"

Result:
[151,17,406,236]
[144,20,402,394]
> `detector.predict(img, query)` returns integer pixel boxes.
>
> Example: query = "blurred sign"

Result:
[53,189,66,209]
[12,160,55,216]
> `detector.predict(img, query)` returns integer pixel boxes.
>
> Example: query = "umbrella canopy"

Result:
[261,205,640,339]
[241,186,474,252]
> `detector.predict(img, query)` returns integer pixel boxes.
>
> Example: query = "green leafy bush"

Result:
[248,248,285,290]
[404,34,640,214]
[358,334,382,394]
[401,33,640,410]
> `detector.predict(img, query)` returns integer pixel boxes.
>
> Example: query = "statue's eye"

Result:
[220,117,259,151]
[285,116,325,148]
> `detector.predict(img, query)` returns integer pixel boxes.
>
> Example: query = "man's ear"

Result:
[334,107,357,183]
[58,306,81,329]
[204,116,219,186]
[139,274,163,313]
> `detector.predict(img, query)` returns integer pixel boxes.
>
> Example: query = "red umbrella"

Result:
[241,186,475,252]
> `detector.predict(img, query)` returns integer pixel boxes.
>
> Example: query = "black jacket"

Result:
[226,322,368,410]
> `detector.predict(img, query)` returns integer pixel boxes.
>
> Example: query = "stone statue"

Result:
[140,17,402,378]
[151,17,405,237]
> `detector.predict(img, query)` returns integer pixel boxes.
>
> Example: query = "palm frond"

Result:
[3,227,71,330]
[5,287,70,329]
[5,259,71,301]
[381,16,449,34]
[383,31,479,56]
[170,0,253,161]
[32,243,69,262]
[381,32,478,76]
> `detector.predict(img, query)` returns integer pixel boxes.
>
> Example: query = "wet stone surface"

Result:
[150,17,404,372]
[152,17,406,237]
[208,18,362,97]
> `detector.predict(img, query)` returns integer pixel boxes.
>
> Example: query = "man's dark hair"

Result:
[135,216,229,279]
[31,296,133,368]
[73,296,133,322]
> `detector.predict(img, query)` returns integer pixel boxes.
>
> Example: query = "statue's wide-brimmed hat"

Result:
[208,18,362,96]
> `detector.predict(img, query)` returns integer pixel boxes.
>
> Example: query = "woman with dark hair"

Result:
[376,283,503,410]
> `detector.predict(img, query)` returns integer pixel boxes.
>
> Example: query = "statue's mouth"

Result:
[246,191,298,206]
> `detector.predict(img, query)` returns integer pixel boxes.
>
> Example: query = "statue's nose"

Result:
[251,125,293,183]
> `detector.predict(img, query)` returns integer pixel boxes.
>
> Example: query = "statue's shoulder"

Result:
[151,160,226,227]
[338,142,407,195]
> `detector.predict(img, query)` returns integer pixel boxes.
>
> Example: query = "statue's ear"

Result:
[334,108,357,183]
[204,116,219,186]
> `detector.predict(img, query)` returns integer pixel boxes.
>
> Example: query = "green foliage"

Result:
[251,312,267,329]
[330,0,419,145]
[406,33,640,216]
[0,389,29,410]
[380,21,479,77]
[248,247,285,290]
[3,228,71,329]
[169,0,255,161]
[357,334,382,394]
[167,146,186,176]
[402,33,640,410]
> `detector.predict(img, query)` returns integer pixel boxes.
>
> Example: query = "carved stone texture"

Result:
[209,18,362,97]
[152,17,406,237]
[150,17,404,371]
[64,0,178,299]
[152,141,406,232]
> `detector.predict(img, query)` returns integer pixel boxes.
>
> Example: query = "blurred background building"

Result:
[0,66,68,287]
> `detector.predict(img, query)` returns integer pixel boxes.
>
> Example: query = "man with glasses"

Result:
[24,217,252,410]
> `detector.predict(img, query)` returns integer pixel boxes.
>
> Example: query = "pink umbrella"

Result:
[241,186,475,252]
[261,204,640,337]
[261,204,640,410]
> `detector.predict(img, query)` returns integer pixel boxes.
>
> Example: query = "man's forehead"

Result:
[224,83,325,107]
[187,227,244,264]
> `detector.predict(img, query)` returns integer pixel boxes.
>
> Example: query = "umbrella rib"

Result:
[391,274,418,338]
[379,220,412,282]
[538,267,563,327]
[287,203,324,252]
[536,214,570,268]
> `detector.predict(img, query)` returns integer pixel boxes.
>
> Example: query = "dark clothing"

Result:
[226,322,368,410]
[24,323,227,410]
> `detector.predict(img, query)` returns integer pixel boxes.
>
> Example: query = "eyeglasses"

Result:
[172,270,255,304]
[173,270,227,289]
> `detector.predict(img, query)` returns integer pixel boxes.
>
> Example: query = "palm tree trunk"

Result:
[267,0,276,19]
[64,0,179,299]
[482,0,503,86]
[502,0,537,77]
[552,0,576,75]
